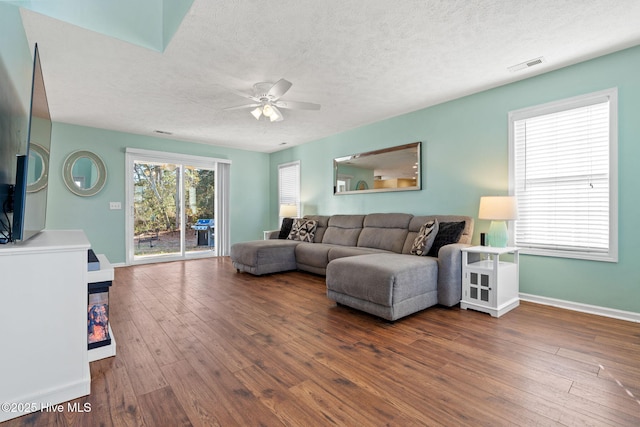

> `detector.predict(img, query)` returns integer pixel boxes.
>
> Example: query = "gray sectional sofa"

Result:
[230,213,474,320]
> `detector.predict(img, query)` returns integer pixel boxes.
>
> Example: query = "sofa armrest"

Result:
[436,243,471,306]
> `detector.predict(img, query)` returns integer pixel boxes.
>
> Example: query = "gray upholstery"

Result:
[322,215,365,246]
[327,245,387,261]
[326,253,438,321]
[295,242,332,273]
[357,213,412,253]
[230,239,300,275]
[229,212,474,320]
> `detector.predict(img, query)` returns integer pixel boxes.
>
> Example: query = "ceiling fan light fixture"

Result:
[269,106,283,122]
[250,107,262,120]
[262,104,274,117]
[228,79,318,123]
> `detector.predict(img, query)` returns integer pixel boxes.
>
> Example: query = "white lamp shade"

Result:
[478,196,518,220]
[262,104,274,117]
[269,106,283,122]
[279,204,297,218]
[250,107,262,120]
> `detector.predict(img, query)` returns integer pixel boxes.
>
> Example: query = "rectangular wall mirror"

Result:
[334,142,421,195]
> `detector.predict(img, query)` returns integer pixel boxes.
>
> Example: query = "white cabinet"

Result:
[0,230,91,422]
[461,246,520,317]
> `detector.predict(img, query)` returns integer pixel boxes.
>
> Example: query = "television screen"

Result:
[11,155,28,241]
[7,43,51,243]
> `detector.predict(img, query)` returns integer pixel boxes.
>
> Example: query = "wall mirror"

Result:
[27,143,49,193]
[334,142,421,195]
[63,150,107,196]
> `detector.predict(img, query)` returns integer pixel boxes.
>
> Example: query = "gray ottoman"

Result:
[230,240,300,275]
[326,253,439,321]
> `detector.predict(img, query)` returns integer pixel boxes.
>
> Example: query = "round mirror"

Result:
[27,143,49,193]
[63,150,107,196]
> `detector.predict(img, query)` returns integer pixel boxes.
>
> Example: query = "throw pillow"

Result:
[287,218,318,242]
[278,217,294,239]
[427,221,466,257]
[410,219,439,256]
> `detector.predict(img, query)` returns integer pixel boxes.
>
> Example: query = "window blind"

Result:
[512,97,611,255]
[278,161,300,216]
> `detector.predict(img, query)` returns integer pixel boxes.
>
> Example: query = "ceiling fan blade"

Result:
[274,100,321,110]
[267,79,292,99]
[227,86,260,102]
[223,103,260,111]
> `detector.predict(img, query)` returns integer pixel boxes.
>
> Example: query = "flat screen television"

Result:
[10,155,28,241]
[5,44,51,243]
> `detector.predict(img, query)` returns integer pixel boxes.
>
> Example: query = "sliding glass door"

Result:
[184,165,215,254]
[125,149,230,265]
[132,161,182,258]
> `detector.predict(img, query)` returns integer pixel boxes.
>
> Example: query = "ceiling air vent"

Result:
[508,56,545,72]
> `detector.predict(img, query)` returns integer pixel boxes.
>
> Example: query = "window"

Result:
[278,161,300,218]
[508,88,617,262]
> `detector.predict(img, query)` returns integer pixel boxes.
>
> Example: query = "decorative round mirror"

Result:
[27,143,49,193]
[63,150,107,196]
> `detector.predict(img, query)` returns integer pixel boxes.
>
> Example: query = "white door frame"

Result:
[125,148,231,265]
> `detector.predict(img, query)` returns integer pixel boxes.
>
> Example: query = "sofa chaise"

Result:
[230,213,474,320]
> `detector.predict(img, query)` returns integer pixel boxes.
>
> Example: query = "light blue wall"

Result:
[46,123,270,264]
[270,45,640,314]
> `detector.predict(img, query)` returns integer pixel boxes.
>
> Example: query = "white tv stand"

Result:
[0,230,106,422]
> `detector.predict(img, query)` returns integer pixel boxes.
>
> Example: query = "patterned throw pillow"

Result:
[410,219,439,256]
[427,221,466,257]
[287,218,318,242]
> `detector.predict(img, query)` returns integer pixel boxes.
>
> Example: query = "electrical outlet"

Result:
[109,202,122,210]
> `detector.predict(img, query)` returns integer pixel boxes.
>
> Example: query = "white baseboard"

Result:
[520,293,640,323]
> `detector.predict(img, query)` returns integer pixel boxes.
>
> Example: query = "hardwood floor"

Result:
[5,257,640,426]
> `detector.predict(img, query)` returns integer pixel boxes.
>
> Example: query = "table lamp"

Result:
[279,204,298,219]
[478,196,518,247]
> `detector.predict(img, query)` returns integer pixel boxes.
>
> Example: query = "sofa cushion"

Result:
[322,215,365,246]
[327,245,389,261]
[326,253,438,307]
[357,213,412,253]
[410,219,439,255]
[288,218,317,242]
[230,240,300,275]
[294,242,333,269]
[427,221,466,257]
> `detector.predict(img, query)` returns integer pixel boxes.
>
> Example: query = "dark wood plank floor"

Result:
[5,257,640,426]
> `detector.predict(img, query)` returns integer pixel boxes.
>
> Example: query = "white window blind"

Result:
[278,161,300,216]
[509,88,617,262]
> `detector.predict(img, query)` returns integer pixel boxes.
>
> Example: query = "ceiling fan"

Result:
[224,79,320,122]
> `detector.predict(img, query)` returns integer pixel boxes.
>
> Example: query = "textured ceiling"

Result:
[18,0,640,153]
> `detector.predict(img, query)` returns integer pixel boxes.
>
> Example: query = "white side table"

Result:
[263,230,280,240]
[461,246,520,317]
